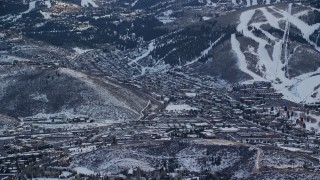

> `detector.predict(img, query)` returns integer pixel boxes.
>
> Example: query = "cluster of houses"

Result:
[232,81,283,105]
[1,115,95,136]
[0,68,320,177]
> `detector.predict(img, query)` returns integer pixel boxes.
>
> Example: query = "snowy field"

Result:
[165,103,197,111]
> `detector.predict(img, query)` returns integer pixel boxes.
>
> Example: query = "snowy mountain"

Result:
[1,0,320,104]
[230,3,320,103]
[127,2,320,103]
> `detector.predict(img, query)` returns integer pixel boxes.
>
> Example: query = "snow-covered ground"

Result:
[202,16,212,21]
[128,40,155,66]
[156,10,176,24]
[81,0,98,7]
[44,0,52,8]
[139,60,170,76]
[73,167,96,175]
[131,0,139,7]
[185,92,197,97]
[71,141,257,176]
[40,11,51,19]
[231,3,320,103]
[100,158,155,172]
[59,68,140,116]
[165,103,197,111]
[128,40,170,76]
[278,145,304,152]
[24,1,37,14]
[231,34,265,82]
[0,136,15,140]
[72,47,93,55]
[262,147,311,169]
[177,146,241,172]
[290,111,320,133]
[2,0,39,22]
[59,171,72,178]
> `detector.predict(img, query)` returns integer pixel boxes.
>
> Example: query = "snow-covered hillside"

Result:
[72,140,255,176]
[231,3,320,103]
[0,65,153,122]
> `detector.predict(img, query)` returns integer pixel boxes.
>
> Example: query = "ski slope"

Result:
[24,1,37,14]
[185,36,224,66]
[128,40,155,66]
[231,3,320,103]
[231,34,265,82]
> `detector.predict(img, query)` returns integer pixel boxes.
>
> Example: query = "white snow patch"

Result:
[202,16,211,21]
[40,11,51,19]
[278,146,304,152]
[156,10,176,24]
[44,0,52,8]
[0,137,15,140]
[246,0,251,7]
[73,167,96,175]
[165,104,197,111]
[293,10,310,18]
[60,171,72,178]
[185,93,197,97]
[73,47,93,54]
[128,40,155,66]
[219,127,239,132]
[24,1,37,14]
[252,0,258,6]
[139,60,170,76]
[81,0,98,7]
[131,0,139,7]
